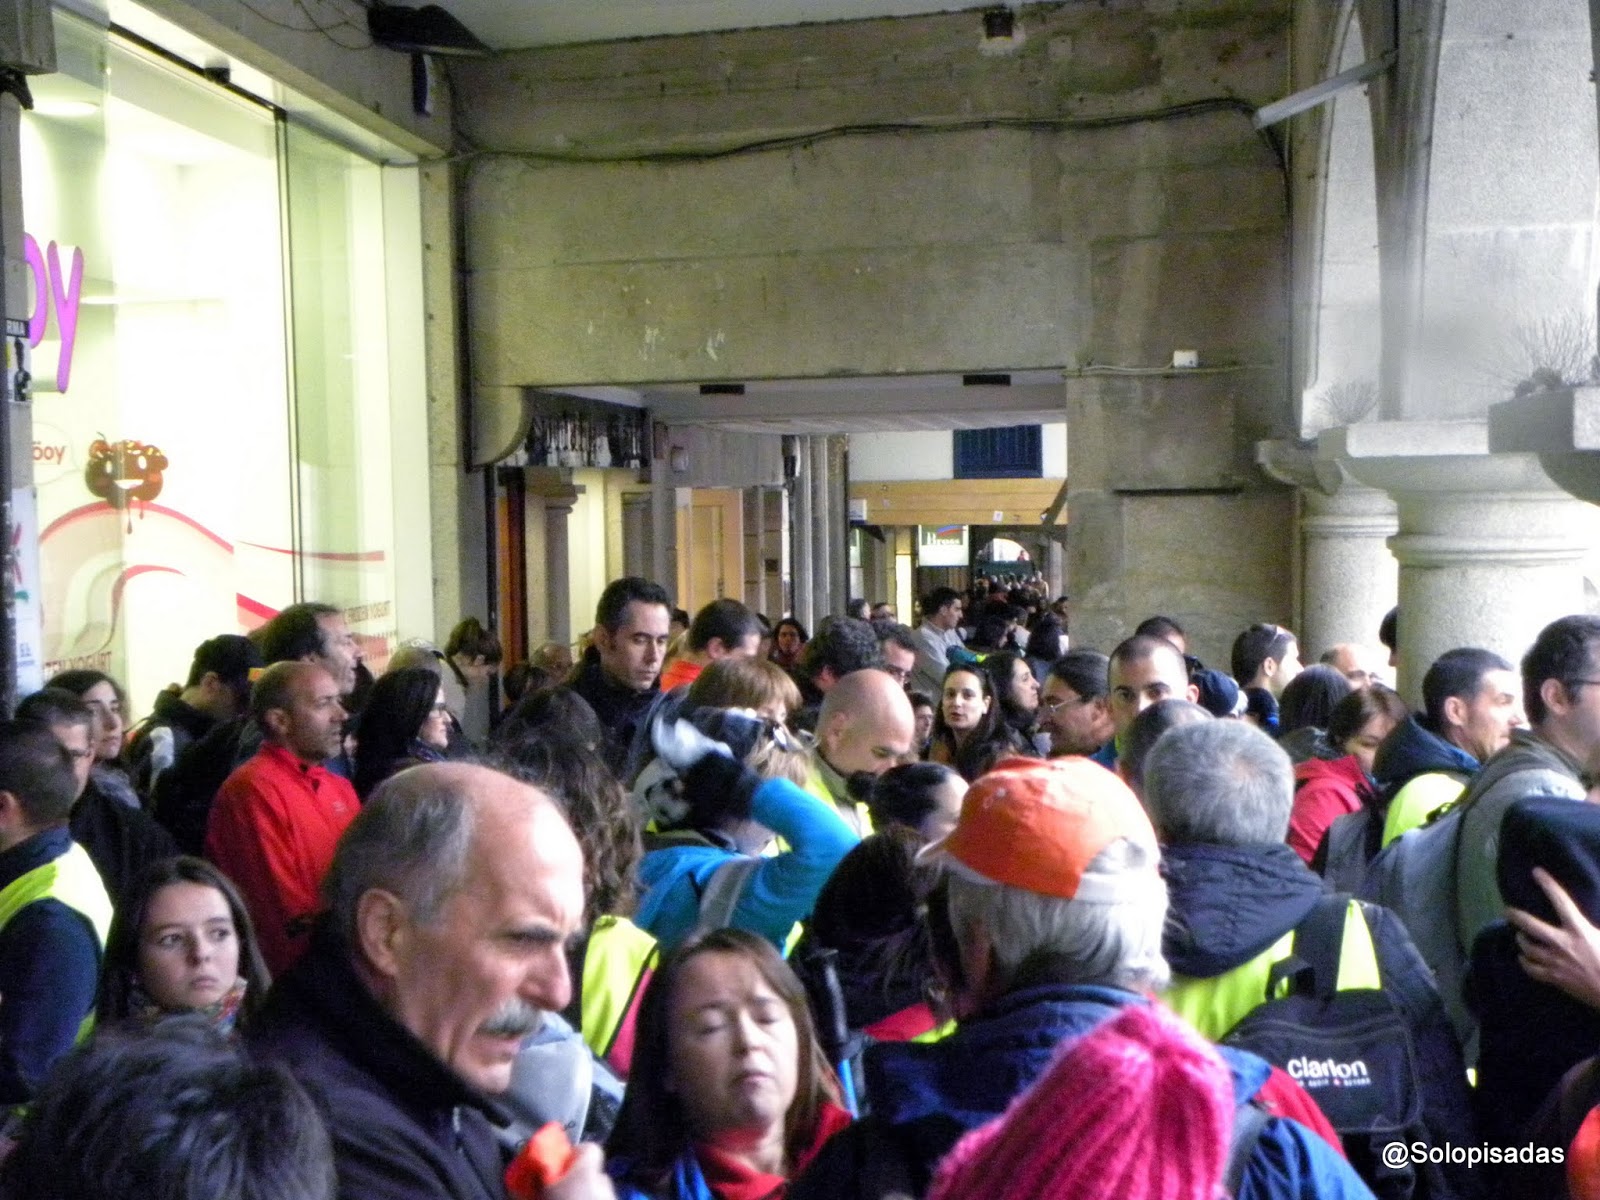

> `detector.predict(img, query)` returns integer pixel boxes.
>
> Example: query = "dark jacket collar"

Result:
[572,654,658,719]
[149,689,217,741]
[1161,840,1325,978]
[259,924,510,1126]
[865,982,1142,1131]
[0,825,74,891]
[1372,715,1478,790]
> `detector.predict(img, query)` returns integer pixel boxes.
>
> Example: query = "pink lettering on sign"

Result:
[24,235,46,343]
[22,233,85,393]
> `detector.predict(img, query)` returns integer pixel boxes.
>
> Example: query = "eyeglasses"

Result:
[1040,693,1090,715]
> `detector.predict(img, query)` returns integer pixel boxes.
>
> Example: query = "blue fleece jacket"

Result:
[634,775,857,951]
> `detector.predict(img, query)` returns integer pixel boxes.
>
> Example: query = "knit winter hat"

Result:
[925,1002,1234,1200]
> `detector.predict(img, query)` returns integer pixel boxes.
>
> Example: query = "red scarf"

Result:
[693,1103,853,1200]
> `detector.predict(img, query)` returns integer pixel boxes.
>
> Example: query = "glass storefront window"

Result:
[21,6,427,713]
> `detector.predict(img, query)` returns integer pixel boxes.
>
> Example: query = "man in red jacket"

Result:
[206,661,357,973]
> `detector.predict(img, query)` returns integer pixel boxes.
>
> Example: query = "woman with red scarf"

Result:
[607,929,851,1200]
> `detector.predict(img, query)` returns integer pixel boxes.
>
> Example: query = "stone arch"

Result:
[1412,0,1598,417]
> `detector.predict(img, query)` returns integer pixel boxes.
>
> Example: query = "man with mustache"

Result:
[250,762,615,1200]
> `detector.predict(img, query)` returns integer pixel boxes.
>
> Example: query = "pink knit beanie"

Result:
[925,1003,1235,1200]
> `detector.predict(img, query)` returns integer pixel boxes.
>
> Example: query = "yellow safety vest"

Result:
[1382,773,1467,849]
[579,915,659,1068]
[0,840,113,1048]
[1163,898,1382,1042]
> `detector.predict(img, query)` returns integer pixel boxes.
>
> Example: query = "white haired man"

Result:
[789,757,1372,1200]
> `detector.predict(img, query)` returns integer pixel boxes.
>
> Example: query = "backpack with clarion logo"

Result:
[1221,894,1438,1200]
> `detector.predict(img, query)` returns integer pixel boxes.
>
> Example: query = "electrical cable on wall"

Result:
[456,97,1285,175]
[234,0,373,50]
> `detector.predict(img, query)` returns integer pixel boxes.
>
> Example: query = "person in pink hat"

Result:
[927,1003,1235,1200]
[788,755,1373,1200]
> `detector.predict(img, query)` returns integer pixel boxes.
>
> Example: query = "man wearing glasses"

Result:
[1038,650,1116,759]
[1454,614,1600,951]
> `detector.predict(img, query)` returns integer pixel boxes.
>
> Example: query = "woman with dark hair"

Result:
[97,856,271,1035]
[47,668,139,808]
[770,618,809,674]
[981,652,1046,756]
[1288,685,1409,864]
[606,929,850,1200]
[492,688,657,1078]
[443,617,503,744]
[792,828,945,1049]
[866,762,965,843]
[1276,664,1355,765]
[351,668,450,800]
[498,685,608,754]
[928,665,1029,782]
[443,616,503,686]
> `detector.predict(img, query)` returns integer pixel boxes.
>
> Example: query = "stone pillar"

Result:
[527,468,582,644]
[1257,440,1399,658]
[791,448,815,632]
[545,499,574,645]
[1319,421,1592,705]
[809,436,831,621]
[1300,487,1399,655]
[1044,536,1065,600]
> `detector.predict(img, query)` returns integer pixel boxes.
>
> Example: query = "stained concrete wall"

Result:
[452,2,1297,650]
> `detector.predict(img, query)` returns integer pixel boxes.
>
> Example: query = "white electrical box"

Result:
[1172,349,1200,369]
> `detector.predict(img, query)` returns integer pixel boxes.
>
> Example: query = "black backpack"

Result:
[1222,894,1439,1200]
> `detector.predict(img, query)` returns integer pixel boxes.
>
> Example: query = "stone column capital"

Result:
[1316,419,1580,499]
[1255,437,1351,496]
[1489,386,1600,506]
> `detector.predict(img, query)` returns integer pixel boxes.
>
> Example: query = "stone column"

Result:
[1257,439,1399,658]
[1044,536,1065,600]
[1300,487,1400,655]
[809,437,832,621]
[791,446,815,632]
[1318,421,1592,705]
[526,468,583,645]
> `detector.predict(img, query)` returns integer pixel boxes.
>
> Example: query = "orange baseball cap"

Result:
[924,756,1159,900]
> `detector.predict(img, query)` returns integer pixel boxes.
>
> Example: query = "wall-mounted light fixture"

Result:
[368,4,490,55]
[979,7,1025,56]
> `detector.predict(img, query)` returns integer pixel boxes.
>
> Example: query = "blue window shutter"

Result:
[954,425,1042,479]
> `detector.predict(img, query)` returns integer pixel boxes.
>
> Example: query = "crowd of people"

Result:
[8,578,1600,1199]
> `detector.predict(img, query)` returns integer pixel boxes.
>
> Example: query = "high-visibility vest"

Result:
[0,840,113,1048]
[578,915,659,1069]
[1163,898,1382,1041]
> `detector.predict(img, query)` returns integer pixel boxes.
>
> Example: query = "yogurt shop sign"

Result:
[22,233,84,394]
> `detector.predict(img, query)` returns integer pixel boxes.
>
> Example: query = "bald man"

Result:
[811,668,916,834]
[1320,643,1386,688]
[251,763,614,1200]
[206,662,358,974]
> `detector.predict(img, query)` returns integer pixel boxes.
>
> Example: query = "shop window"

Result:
[20,7,426,709]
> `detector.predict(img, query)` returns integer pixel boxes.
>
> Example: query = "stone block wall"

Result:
[451,1,1297,645]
